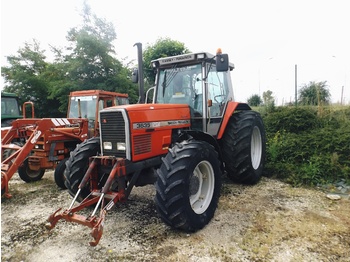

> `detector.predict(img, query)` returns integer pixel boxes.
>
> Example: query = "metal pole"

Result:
[295,64,297,107]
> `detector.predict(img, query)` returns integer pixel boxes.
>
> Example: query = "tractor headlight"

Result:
[103,141,112,150]
[117,142,126,151]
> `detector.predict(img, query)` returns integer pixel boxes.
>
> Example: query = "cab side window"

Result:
[207,69,228,117]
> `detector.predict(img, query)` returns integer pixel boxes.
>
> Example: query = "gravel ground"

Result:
[1,171,350,262]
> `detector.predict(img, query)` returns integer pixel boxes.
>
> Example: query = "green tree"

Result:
[263,90,274,105]
[262,90,275,112]
[65,2,117,86]
[143,38,190,85]
[247,94,262,106]
[1,40,62,117]
[298,81,331,106]
[2,2,139,115]
[50,2,138,109]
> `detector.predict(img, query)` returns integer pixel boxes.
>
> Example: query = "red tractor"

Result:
[1,90,128,197]
[47,44,266,246]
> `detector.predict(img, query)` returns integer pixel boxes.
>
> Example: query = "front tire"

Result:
[18,158,45,182]
[64,137,101,201]
[221,111,266,184]
[155,139,222,232]
[54,158,68,189]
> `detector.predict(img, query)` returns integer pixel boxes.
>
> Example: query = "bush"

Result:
[263,107,319,134]
[263,106,350,186]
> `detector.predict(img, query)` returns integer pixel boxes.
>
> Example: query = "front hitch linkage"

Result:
[46,157,127,246]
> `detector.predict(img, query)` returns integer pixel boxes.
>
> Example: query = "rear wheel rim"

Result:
[251,126,262,169]
[189,160,215,214]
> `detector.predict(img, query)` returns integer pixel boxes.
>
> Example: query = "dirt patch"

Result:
[2,172,350,261]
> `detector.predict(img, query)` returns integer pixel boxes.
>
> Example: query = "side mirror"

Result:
[131,68,138,83]
[216,53,229,72]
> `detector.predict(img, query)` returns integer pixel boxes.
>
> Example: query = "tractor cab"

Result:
[67,90,129,138]
[1,92,23,127]
[151,51,235,135]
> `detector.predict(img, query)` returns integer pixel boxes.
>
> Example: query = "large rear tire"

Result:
[155,139,222,232]
[221,111,266,184]
[18,158,45,182]
[64,137,101,201]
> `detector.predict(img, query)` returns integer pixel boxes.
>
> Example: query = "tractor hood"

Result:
[102,103,191,124]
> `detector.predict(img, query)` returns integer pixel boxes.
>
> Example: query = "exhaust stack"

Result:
[133,42,145,104]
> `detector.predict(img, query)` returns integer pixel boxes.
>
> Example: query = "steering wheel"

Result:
[182,87,194,98]
[214,94,226,103]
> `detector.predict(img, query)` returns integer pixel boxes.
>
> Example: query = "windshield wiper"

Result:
[161,64,178,88]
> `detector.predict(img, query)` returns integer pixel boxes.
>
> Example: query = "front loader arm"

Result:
[1,118,88,198]
[1,124,43,198]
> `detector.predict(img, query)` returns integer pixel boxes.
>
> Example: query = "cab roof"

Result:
[151,52,235,71]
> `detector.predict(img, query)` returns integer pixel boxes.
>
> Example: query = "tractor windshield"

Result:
[68,95,97,120]
[155,63,203,109]
[1,96,22,127]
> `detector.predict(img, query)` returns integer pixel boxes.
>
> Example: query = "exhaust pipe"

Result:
[133,42,145,104]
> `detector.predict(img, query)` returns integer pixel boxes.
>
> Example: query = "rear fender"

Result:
[217,102,251,139]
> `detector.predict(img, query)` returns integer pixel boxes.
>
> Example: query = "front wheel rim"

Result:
[251,126,262,169]
[189,160,215,214]
[26,167,42,179]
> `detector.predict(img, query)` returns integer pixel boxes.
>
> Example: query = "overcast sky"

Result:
[1,0,350,105]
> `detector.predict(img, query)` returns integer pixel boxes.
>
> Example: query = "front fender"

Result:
[182,130,225,172]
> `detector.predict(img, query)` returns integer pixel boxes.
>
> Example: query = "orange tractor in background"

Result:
[47,43,266,246]
[1,90,129,198]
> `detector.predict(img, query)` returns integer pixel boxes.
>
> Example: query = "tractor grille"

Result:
[100,110,127,158]
[133,134,151,155]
